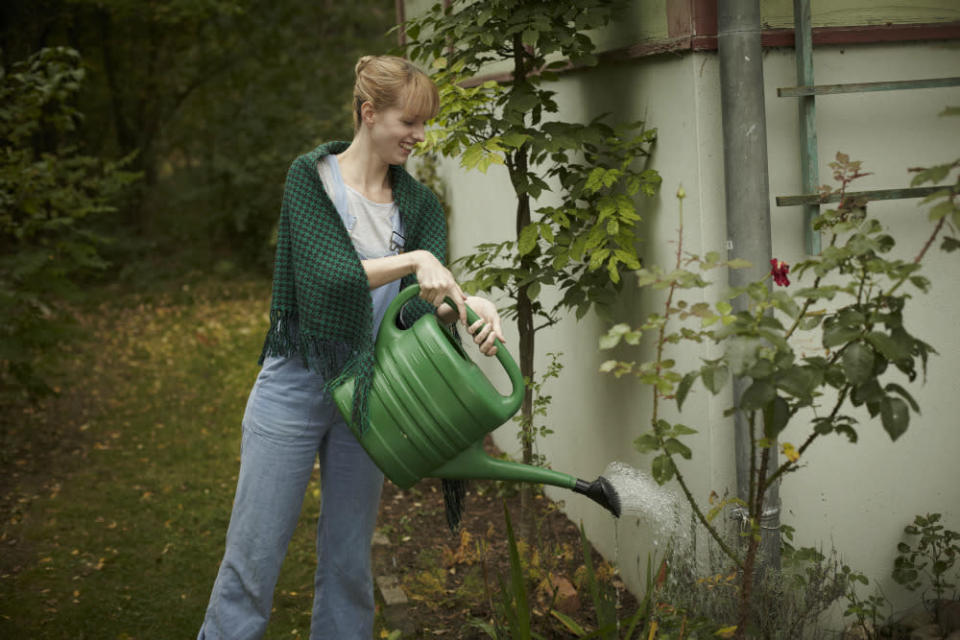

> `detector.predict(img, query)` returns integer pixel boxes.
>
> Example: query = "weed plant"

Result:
[648,520,854,639]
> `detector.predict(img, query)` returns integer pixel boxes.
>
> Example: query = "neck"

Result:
[336,134,391,197]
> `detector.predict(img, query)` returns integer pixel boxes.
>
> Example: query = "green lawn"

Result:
[0,277,344,639]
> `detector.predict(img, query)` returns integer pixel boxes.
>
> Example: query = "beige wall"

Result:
[424,37,960,617]
[763,0,960,28]
[402,0,960,622]
[765,40,960,610]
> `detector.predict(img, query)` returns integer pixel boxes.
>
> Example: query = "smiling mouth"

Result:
[400,141,415,153]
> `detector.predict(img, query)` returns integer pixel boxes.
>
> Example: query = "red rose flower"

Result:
[770,258,790,287]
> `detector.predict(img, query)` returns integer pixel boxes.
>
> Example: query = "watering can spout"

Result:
[573,476,622,518]
[431,442,622,518]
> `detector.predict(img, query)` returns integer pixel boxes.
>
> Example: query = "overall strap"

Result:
[324,154,354,230]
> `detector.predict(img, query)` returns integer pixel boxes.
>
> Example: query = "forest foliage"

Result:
[1,0,397,403]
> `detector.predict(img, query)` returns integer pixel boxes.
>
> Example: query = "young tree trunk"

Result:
[735,533,760,640]
[516,194,536,540]
[735,443,772,639]
[509,140,535,539]
[508,32,538,540]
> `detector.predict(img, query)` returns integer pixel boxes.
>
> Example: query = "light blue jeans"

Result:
[196,354,385,640]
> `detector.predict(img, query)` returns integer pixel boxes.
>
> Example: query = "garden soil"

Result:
[374,436,638,639]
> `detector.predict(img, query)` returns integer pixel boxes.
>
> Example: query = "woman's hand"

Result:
[412,250,467,325]
[463,295,505,357]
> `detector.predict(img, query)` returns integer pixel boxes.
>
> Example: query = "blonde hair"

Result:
[353,55,439,133]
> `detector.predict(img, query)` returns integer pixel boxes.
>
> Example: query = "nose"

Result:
[412,122,425,142]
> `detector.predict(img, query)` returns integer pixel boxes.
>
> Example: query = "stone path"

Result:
[372,530,414,635]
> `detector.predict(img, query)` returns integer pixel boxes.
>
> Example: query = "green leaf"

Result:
[725,336,762,375]
[775,366,821,401]
[527,280,541,301]
[672,423,698,436]
[911,163,951,186]
[460,142,485,170]
[812,418,834,436]
[500,131,529,148]
[865,331,911,362]
[771,291,800,318]
[794,286,839,300]
[842,342,875,385]
[634,269,657,287]
[634,432,660,453]
[599,323,629,350]
[885,383,920,413]
[663,438,692,460]
[585,167,606,193]
[837,308,866,328]
[851,379,884,407]
[823,323,862,349]
[550,610,587,636]
[881,396,909,441]
[836,423,859,443]
[927,200,955,222]
[701,363,729,394]
[651,454,676,484]
[676,371,697,411]
[763,396,790,438]
[518,223,539,256]
[740,379,776,411]
[909,275,931,292]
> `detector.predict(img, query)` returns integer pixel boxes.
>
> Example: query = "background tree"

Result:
[0,47,139,405]
[401,0,661,530]
[0,0,396,406]
[1,0,396,271]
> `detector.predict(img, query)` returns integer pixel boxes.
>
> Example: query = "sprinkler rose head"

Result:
[573,476,622,518]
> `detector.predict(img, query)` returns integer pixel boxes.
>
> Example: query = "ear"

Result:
[360,101,377,126]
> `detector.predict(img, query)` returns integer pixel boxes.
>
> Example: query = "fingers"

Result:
[467,309,505,357]
[468,319,498,356]
[413,252,466,321]
[421,284,466,322]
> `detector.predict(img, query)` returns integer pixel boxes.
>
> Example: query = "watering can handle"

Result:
[380,285,524,415]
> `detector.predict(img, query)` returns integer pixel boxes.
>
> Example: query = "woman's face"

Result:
[364,104,427,165]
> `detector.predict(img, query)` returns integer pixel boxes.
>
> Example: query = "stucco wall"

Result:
[424,36,960,618]
[765,40,960,611]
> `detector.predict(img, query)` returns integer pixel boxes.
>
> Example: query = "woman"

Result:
[197,55,504,640]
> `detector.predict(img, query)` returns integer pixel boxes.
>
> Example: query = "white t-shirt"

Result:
[317,155,399,259]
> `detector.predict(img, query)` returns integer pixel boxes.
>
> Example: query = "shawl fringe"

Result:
[258,308,374,433]
[442,479,468,532]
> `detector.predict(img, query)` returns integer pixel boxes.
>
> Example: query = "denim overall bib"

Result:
[198,154,404,640]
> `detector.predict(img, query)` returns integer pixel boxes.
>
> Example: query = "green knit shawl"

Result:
[259,140,447,433]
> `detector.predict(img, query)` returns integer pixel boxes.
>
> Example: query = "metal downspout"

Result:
[717,0,781,569]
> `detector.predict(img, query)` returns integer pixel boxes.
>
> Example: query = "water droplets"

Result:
[604,461,687,540]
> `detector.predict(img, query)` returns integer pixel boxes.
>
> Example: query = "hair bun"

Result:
[355,55,374,76]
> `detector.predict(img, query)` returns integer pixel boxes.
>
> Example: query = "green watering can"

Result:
[332,285,621,518]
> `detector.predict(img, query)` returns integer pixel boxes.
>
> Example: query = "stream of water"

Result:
[602,461,692,625]
[603,461,689,542]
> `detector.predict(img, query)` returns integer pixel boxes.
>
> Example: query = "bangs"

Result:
[400,73,440,122]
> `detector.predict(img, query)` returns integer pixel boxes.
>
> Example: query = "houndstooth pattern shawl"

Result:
[259,140,447,433]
